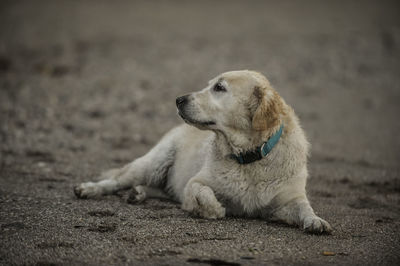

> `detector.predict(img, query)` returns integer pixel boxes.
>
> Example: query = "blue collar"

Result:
[231,124,284,164]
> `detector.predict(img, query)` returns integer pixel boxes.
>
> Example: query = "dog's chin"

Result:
[178,111,215,128]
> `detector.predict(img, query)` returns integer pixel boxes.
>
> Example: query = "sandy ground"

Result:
[1,0,400,265]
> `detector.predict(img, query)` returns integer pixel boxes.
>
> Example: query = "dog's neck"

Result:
[214,122,284,157]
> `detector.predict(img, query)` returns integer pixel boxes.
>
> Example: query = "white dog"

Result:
[74,70,332,234]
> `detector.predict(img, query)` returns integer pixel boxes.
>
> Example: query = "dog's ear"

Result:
[252,87,283,131]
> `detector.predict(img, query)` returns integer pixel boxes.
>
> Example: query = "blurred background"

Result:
[0,1,399,265]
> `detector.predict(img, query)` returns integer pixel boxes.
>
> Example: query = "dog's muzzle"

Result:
[176,94,215,127]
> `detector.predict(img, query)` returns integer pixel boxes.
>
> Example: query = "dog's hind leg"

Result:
[127,185,171,204]
[74,127,179,199]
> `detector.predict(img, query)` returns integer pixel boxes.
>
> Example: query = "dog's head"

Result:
[176,70,284,136]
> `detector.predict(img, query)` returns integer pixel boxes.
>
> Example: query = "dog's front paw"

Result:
[303,216,332,234]
[183,198,225,219]
[205,203,226,219]
[74,182,103,199]
[194,203,226,219]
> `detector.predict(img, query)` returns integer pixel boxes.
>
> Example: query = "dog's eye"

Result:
[213,83,226,92]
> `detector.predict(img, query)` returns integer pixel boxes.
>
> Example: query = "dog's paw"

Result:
[126,186,146,204]
[303,216,332,234]
[183,198,225,219]
[200,203,226,219]
[74,182,102,199]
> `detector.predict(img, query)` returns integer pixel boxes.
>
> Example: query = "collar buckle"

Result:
[260,142,268,158]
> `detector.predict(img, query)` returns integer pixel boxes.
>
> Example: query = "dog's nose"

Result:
[176,95,188,108]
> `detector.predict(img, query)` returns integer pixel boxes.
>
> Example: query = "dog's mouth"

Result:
[177,110,215,126]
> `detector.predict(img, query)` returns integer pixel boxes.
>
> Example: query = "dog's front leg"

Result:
[74,127,178,199]
[271,194,332,234]
[182,179,225,219]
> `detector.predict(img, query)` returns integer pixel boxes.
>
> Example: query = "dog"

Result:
[74,70,332,234]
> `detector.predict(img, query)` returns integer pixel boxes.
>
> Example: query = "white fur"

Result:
[74,70,332,234]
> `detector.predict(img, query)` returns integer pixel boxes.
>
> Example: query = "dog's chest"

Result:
[212,166,278,215]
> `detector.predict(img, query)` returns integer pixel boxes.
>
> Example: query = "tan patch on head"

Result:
[252,87,284,132]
